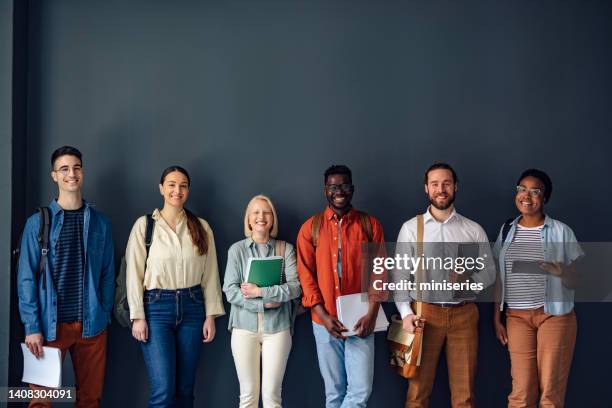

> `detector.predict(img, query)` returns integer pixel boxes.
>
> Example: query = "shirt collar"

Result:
[245,237,274,248]
[324,205,356,222]
[511,214,551,229]
[424,205,458,225]
[49,198,89,215]
[152,208,186,222]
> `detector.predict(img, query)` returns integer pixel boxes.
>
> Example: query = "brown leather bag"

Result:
[387,214,425,379]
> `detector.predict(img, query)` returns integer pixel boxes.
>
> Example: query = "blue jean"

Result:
[140,285,205,408]
[312,322,375,408]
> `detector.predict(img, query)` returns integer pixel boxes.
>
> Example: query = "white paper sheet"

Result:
[336,293,389,336]
[21,343,62,388]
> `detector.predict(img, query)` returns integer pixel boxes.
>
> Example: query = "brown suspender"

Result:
[415,214,424,315]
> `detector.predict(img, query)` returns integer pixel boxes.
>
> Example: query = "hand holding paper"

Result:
[21,343,62,388]
[25,333,44,358]
[336,293,389,337]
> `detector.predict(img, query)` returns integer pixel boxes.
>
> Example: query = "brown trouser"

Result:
[506,308,577,408]
[29,322,107,408]
[405,302,479,408]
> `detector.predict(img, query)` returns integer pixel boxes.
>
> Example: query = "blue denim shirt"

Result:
[17,200,115,341]
[493,215,584,316]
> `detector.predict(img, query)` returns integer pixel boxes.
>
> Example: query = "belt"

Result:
[428,301,471,308]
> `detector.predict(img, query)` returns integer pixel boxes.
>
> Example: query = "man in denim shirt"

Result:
[17,146,115,407]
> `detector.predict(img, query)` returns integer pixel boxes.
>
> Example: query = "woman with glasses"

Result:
[125,165,225,407]
[223,195,301,408]
[492,169,583,407]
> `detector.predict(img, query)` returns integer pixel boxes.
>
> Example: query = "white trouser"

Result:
[231,313,292,408]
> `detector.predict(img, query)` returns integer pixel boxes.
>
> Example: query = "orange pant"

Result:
[29,322,107,408]
[405,303,479,408]
[506,308,576,408]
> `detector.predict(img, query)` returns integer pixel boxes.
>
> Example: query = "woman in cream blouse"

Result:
[223,195,302,408]
[126,165,224,408]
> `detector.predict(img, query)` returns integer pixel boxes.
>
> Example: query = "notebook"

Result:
[336,293,389,336]
[245,256,283,287]
[21,343,62,388]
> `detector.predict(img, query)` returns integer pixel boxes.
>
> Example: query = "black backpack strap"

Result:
[501,218,514,243]
[144,213,154,258]
[37,207,51,290]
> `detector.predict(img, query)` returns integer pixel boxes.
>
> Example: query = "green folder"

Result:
[245,256,283,287]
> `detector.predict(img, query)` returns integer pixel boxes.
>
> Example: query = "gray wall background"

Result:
[5,0,612,406]
[0,1,14,404]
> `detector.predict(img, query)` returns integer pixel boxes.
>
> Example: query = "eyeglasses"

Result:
[54,165,82,177]
[325,183,353,193]
[516,185,542,197]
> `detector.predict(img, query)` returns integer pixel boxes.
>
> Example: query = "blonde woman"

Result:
[126,166,225,407]
[223,195,302,408]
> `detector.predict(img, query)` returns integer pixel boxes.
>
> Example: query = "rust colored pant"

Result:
[29,322,107,408]
[506,308,577,408]
[405,302,479,408]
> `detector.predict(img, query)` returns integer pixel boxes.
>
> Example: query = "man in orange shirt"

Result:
[297,165,385,408]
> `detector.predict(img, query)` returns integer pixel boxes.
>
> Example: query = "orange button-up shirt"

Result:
[296,206,386,325]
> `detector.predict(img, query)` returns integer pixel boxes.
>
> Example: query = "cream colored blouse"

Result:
[125,209,225,320]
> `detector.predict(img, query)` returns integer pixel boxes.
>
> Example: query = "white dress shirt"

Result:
[394,206,494,318]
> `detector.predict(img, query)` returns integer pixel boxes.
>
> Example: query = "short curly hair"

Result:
[324,165,352,184]
[516,168,553,203]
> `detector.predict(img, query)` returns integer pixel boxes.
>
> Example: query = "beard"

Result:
[429,192,455,210]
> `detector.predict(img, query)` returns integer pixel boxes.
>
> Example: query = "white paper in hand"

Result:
[21,343,62,388]
[336,293,389,336]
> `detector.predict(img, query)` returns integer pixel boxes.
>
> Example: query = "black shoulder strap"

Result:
[141,213,155,281]
[37,207,51,289]
[144,213,154,258]
[501,218,514,243]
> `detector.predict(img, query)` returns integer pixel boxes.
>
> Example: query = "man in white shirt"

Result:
[394,163,495,408]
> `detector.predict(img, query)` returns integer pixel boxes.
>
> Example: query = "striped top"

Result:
[504,224,545,309]
[53,207,85,323]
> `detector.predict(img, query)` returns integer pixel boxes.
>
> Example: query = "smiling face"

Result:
[425,168,456,210]
[159,170,190,208]
[248,199,274,236]
[51,154,83,194]
[325,174,354,213]
[515,175,545,217]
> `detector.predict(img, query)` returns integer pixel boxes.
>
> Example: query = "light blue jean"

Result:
[312,322,375,408]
